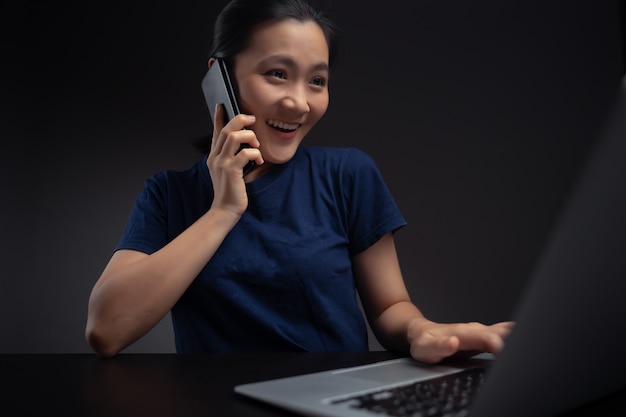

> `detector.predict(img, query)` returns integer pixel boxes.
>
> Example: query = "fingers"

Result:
[478,321,514,354]
[409,321,515,364]
[489,321,514,346]
[481,331,504,355]
[211,105,258,153]
[209,104,261,173]
[493,321,515,335]
[451,322,509,355]
[410,332,460,364]
[236,146,265,170]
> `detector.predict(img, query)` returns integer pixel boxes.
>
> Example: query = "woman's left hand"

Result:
[407,319,515,364]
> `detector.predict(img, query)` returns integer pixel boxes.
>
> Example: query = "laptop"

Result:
[234,76,626,417]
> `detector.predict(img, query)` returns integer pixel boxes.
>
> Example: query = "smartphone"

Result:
[201,58,256,176]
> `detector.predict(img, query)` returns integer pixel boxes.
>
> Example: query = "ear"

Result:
[208,57,216,69]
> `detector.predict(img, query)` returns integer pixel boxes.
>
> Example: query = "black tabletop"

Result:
[2,351,400,417]
[2,352,625,417]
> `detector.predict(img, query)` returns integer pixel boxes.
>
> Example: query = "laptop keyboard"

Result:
[330,366,488,417]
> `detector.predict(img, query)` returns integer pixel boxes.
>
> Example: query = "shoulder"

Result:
[136,157,211,208]
[145,157,208,189]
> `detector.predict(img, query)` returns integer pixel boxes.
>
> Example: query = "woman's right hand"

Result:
[207,104,263,216]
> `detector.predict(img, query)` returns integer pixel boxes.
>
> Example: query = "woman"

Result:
[86,0,512,360]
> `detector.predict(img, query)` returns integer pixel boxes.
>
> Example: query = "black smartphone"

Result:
[201,58,256,176]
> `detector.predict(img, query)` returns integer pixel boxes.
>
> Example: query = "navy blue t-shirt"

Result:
[116,146,406,352]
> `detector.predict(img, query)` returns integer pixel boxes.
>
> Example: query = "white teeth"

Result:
[266,119,299,131]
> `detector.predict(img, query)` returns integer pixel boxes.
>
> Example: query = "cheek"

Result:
[237,81,272,113]
[309,93,329,122]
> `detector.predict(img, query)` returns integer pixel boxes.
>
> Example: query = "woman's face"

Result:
[233,18,330,165]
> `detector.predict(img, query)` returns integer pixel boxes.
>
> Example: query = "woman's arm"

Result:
[353,232,513,363]
[85,206,241,357]
[86,107,262,357]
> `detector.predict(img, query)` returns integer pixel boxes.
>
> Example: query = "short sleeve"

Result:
[114,175,169,255]
[341,148,407,255]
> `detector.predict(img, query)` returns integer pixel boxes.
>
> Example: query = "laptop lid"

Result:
[235,76,626,417]
[469,75,626,416]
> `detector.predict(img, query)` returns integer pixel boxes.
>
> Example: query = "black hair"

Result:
[194,0,339,153]
[210,0,338,69]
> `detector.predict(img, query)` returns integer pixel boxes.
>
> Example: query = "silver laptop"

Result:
[235,76,626,417]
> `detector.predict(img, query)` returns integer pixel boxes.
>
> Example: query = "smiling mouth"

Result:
[266,118,300,132]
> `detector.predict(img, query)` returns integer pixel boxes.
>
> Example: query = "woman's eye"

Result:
[311,76,327,87]
[267,69,286,79]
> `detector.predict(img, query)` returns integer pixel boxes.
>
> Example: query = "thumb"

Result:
[412,335,459,364]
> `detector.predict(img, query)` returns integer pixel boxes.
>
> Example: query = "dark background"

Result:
[1,0,624,353]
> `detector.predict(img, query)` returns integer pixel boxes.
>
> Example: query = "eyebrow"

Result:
[257,54,329,73]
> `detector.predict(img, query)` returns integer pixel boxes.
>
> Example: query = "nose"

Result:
[281,83,310,114]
